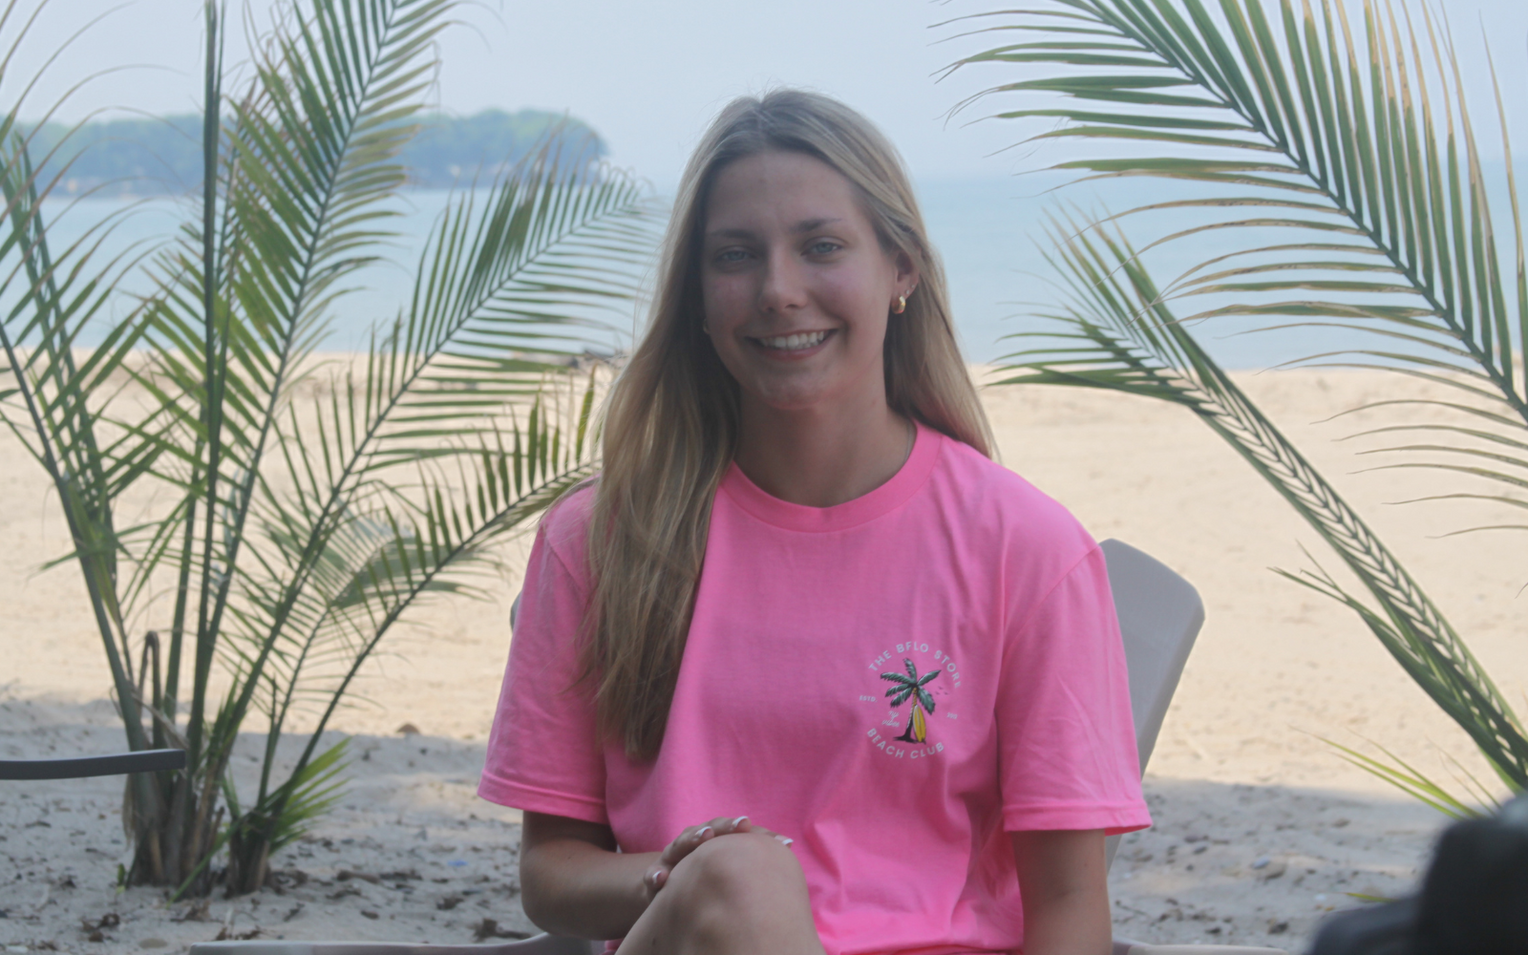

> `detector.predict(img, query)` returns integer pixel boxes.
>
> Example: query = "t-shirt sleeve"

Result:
[477,507,608,825]
[995,544,1151,836]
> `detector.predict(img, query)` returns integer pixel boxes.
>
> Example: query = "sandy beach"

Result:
[3,365,1523,953]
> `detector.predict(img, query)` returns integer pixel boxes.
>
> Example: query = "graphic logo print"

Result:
[880,658,941,743]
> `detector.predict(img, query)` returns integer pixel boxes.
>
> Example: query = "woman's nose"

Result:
[757,250,809,314]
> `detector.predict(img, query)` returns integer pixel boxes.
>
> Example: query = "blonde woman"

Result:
[479,90,1148,955]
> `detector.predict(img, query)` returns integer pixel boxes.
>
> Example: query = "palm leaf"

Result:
[992,212,1527,791]
[0,115,160,761]
[94,1,464,790]
[945,0,1528,537]
[1319,734,1497,819]
[275,379,602,778]
[208,154,654,789]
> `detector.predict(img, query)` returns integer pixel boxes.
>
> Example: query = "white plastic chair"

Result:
[1098,540,1283,955]
[1100,538,1202,871]
[192,540,1283,955]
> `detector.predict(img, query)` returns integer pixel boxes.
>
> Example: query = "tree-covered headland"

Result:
[25,108,607,196]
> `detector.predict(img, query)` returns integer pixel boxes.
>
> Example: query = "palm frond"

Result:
[1320,734,1495,818]
[240,370,600,820]
[121,0,462,783]
[201,154,655,780]
[992,212,1528,789]
[0,127,159,754]
[293,142,655,477]
[946,0,1528,536]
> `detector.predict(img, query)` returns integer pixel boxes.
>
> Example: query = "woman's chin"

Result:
[743,389,835,415]
[730,358,891,418]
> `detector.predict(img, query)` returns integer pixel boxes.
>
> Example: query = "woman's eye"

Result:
[715,248,749,265]
[807,240,841,256]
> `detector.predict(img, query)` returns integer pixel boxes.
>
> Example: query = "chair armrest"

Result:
[191,934,602,954]
[1114,942,1287,955]
[0,748,186,780]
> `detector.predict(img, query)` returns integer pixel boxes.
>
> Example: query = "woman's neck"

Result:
[732,394,914,508]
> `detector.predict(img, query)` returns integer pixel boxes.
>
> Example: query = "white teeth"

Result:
[758,330,828,351]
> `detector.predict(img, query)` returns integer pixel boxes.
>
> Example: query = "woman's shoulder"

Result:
[536,480,597,569]
[927,432,1099,568]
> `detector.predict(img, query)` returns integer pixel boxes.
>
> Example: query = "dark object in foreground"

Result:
[1308,795,1528,955]
[0,748,185,780]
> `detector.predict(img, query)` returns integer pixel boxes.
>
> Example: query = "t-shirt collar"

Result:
[719,421,944,532]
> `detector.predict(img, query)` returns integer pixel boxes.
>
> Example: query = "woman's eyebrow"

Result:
[792,217,843,233]
[705,217,845,242]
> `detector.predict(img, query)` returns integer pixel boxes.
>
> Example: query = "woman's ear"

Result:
[893,250,920,302]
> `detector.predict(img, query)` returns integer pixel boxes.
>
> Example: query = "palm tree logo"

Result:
[881,658,941,743]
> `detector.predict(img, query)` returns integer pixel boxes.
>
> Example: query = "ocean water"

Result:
[21,171,1525,370]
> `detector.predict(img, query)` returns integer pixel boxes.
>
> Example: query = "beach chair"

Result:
[191,539,1284,955]
[1098,539,1285,955]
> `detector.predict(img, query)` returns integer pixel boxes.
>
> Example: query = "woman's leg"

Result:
[615,832,826,955]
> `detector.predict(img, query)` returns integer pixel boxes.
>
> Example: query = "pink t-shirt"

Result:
[480,423,1150,955]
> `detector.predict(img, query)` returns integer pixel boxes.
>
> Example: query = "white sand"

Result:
[3,366,1523,952]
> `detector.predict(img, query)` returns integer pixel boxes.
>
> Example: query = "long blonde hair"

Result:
[585,89,994,760]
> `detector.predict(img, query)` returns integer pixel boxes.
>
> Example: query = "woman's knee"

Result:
[622,834,820,955]
[664,832,808,920]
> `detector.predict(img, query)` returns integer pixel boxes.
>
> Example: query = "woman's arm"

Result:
[1010,829,1112,955]
[521,810,776,940]
[520,811,657,939]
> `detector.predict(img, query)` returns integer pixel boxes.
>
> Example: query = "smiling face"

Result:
[699,150,916,418]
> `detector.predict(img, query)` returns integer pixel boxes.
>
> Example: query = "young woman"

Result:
[479,90,1149,955]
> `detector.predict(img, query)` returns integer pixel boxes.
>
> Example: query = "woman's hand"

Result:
[520,811,795,939]
[643,815,793,898]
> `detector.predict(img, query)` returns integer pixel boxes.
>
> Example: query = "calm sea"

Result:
[27,169,1526,370]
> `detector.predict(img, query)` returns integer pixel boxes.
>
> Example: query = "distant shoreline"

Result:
[21,108,609,199]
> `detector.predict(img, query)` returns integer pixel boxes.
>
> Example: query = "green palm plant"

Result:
[1,0,658,894]
[943,0,1527,809]
[882,658,940,744]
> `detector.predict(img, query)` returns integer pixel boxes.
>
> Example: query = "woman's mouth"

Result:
[753,330,831,352]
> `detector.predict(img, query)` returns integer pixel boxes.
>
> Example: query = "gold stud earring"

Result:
[892,294,907,315]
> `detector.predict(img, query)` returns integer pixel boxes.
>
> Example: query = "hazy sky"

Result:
[6,0,1527,187]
